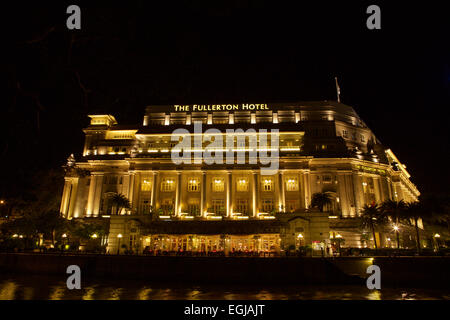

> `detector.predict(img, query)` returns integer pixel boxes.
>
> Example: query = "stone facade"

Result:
[60,101,420,254]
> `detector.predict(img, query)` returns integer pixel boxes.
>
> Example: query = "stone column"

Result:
[92,173,104,216]
[279,171,285,212]
[175,171,181,216]
[226,171,232,217]
[373,177,382,203]
[252,171,258,217]
[303,170,311,209]
[86,174,100,217]
[200,171,206,216]
[128,172,136,213]
[352,172,363,216]
[150,171,158,208]
[60,179,71,217]
[337,174,349,217]
[67,178,79,219]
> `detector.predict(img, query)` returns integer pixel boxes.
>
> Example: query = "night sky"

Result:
[3,1,449,198]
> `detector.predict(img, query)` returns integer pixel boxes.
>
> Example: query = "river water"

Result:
[0,273,448,300]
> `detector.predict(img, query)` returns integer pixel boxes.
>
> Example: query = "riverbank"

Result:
[0,253,448,288]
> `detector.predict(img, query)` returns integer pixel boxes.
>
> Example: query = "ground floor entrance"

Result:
[141,234,281,256]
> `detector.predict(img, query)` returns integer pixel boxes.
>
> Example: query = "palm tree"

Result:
[403,201,424,253]
[381,199,407,249]
[311,192,332,213]
[360,204,386,249]
[110,193,131,215]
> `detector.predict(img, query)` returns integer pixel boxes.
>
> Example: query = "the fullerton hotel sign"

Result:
[173,104,269,112]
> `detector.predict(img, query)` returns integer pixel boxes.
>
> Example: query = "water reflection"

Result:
[0,281,18,300]
[0,273,448,300]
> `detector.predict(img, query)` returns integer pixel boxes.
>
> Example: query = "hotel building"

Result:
[60,101,420,255]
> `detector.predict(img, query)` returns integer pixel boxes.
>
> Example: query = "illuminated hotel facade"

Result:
[60,101,420,255]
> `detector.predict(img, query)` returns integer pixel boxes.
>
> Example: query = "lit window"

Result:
[187,178,200,192]
[236,178,249,192]
[161,199,173,214]
[262,178,273,191]
[212,199,225,215]
[212,178,225,192]
[236,199,248,215]
[188,203,200,216]
[141,179,152,192]
[286,200,298,212]
[342,130,348,138]
[286,177,299,191]
[262,199,274,212]
[161,179,175,192]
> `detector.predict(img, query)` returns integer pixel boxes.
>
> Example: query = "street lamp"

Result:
[91,233,98,239]
[61,233,67,253]
[117,233,123,255]
[393,225,400,249]
[434,234,441,251]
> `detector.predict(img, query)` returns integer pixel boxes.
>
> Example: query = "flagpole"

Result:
[335,77,341,103]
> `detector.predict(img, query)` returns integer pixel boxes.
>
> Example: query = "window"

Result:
[141,179,152,191]
[212,178,225,192]
[323,175,332,183]
[187,178,200,192]
[140,199,151,214]
[236,199,248,215]
[161,179,175,192]
[286,177,299,191]
[342,130,348,138]
[212,199,225,215]
[236,178,249,192]
[262,199,274,212]
[161,199,174,214]
[361,134,366,143]
[129,235,137,249]
[286,200,299,212]
[262,178,273,191]
[188,203,200,216]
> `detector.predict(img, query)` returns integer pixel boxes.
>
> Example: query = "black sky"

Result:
[3,0,450,197]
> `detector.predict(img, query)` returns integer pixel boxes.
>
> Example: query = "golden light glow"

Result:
[141,179,152,191]
[62,233,67,238]
[91,233,98,239]
[434,233,441,238]
[117,234,123,238]
[206,215,223,220]
[280,147,300,151]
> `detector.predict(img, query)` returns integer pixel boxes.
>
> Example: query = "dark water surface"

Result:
[0,273,448,300]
